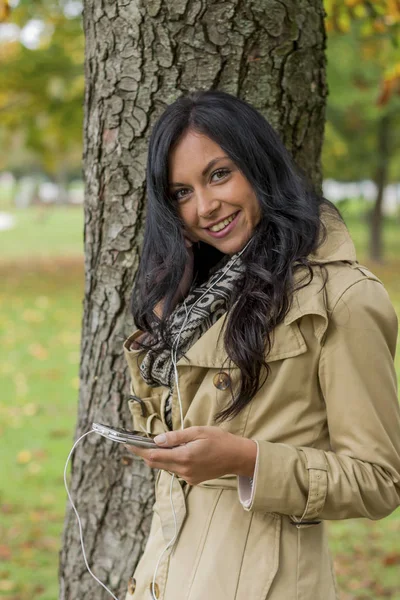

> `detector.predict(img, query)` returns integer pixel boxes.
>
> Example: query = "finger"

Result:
[124,444,152,458]
[154,426,204,448]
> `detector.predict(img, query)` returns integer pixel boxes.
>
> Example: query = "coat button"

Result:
[128,576,136,595]
[213,371,231,390]
[149,581,160,598]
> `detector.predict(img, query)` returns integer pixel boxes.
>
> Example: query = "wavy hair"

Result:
[131,90,340,422]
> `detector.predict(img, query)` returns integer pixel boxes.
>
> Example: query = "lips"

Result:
[205,211,240,239]
[207,212,239,233]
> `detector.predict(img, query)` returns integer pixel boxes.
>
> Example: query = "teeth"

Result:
[209,213,236,232]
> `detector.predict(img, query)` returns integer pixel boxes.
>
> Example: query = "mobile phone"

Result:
[92,422,158,448]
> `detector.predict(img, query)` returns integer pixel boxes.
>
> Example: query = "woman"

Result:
[122,90,400,600]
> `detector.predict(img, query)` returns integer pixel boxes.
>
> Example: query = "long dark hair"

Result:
[131,90,339,422]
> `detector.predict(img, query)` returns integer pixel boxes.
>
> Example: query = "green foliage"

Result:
[0,1,84,176]
[323,3,400,182]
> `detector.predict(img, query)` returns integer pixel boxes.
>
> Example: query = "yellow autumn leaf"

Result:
[17,450,32,464]
[0,581,16,592]
[23,403,38,417]
[28,343,49,360]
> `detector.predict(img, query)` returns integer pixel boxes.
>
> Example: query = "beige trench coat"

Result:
[123,217,400,600]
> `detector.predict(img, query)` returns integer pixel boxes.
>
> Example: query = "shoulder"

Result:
[318,262,397,360]
[287,261,397,349]
[323,261,385,309]
[288,260,383,320]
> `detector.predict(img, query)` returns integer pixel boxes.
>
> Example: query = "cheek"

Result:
[243,193,260,222]
[179,204,196,229]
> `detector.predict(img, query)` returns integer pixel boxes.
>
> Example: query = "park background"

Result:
[0,1,399,599]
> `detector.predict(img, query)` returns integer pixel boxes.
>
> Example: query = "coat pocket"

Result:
[127,393,166,435]
[234,510,281,600]
[183,489,281,600]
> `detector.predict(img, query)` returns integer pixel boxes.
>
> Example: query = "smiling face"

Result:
[168,130,261,255]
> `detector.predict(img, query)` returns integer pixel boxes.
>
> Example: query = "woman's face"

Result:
[168,130,261,255]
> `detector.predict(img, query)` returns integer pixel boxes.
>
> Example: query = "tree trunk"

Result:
[59,1,327,598]
[370,113,390,262]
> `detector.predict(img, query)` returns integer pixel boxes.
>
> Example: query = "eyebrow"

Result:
[169,156,229,188]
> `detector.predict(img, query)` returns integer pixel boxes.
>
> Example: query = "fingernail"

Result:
[154,434,167,444]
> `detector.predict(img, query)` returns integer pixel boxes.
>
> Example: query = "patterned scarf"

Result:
[139,251,245,391]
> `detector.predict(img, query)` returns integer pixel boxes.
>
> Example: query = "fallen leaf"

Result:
[383,552,400,566]
[0,580,15,592]
[17,450,32,464]
[23,403,38,417]
[0,545,11,561]
[32,448,47,459]
[28,343,48,360]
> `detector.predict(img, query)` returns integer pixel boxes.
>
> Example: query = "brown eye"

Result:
[173,188,190,202]
[211,168,230,182]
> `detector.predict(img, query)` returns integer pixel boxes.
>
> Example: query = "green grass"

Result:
[0,261,83,599]
[0,206,399,599]
[0,206,84,259]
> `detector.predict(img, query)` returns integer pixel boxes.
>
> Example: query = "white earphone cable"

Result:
[64,430,121,600]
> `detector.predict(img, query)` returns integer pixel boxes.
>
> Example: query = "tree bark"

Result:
[59,1,327,598]
[370,113,390,262]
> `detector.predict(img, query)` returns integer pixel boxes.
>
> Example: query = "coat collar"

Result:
[177,213,356,369]
[308,210,356,265]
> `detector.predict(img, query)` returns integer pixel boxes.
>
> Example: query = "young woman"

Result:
[122,90,400,600]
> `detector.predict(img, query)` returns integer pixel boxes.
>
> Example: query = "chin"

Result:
[214,237,249,255]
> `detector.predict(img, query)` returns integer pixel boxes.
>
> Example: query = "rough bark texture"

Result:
[59,1,327,598]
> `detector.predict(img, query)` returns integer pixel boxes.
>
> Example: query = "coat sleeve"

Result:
[238,278,400,521]
[122,330,169,437]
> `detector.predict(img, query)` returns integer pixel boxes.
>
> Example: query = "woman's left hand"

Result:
[125,426,257,485]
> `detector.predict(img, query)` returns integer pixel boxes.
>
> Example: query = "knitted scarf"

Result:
[139,251,245,391]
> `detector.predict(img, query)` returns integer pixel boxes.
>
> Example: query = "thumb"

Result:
[154,426,204,447]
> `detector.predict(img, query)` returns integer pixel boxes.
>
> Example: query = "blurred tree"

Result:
[59,1,328,599]
[0,0,84,196]
[324,0,400,261]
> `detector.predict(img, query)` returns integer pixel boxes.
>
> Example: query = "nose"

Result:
[196,188,221,219]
